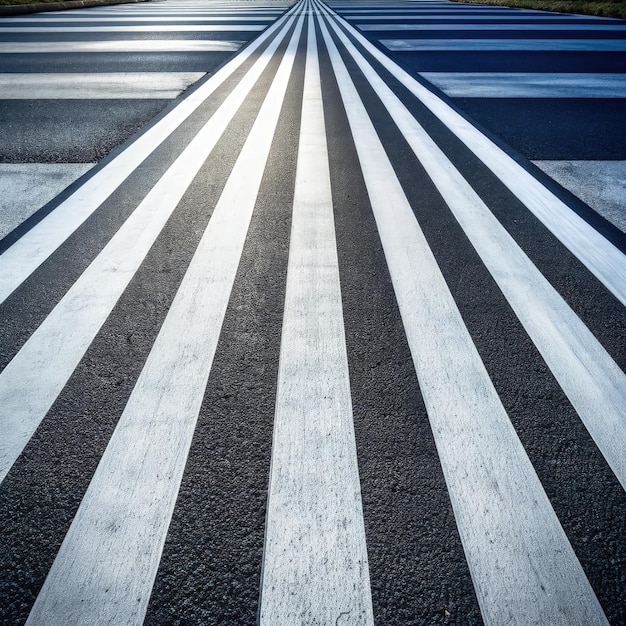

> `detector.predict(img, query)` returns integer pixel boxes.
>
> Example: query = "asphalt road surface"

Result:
[0,0,625,624]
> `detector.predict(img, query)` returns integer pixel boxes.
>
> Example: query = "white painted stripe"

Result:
[349,14,600,19]
[259,14,373,624]
[326,15,626,490]
[0,164,94,240]
[323,4,626,305]
[533,160,626,233]
[0,40,246,53]
[0,9,299,485]
[420,72,626,98]
[0,16,274,22]
[317,10,609,626]
[0,25,265,32]
[0,2,299,306]
[24,11,305,626]
[359,22,626,30]
[0,72,205,99]
[382,38,626,51]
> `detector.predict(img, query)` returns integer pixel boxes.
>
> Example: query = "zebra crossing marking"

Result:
[318,5,609,624]
[24,10,306,626]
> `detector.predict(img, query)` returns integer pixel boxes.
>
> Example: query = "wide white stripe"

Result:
[0,3,299,306]
[0,164,93,240]
[25,11,305,626]
[0,72,205,99]
[326,17,626,489]
[0,10,298,485]
[323,4,626,304]
[420,72,626,98]
[0,40,246,53]
[533,160,626,233]
[259,14,374,624]
[0,15,274,21]
[359,22,626,30]
[318,10,608,626]
[383,38,626,51]
[0,25,264,32]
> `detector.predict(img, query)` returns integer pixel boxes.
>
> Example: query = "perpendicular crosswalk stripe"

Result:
[259,10,374,623]
[323,0,626,494]
[0,25,267,32]
[322,3,626,306]
[0,6,300,485]
[317,5,609,625]
[24,9,306,626]
[0,1,299,305]
[0,42,249,53]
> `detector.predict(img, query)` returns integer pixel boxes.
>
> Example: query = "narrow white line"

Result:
[317,9,608,626]
[0,72,205,99]
[25,11,305,626]
[0,3,299,306]
[0,9,299,486]
[322,3,626,304]
[382,38,626,51]
[324,15,626,489]
[358,22,626,30]
[259,13,374,625]
[0,41,248,53]
[0,25,265,32]
[420,72,626,98]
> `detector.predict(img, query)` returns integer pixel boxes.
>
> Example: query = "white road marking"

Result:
[0,2,300,306]
[0,40,246,53]
[323,4,626,304]
[327,15,626,490]
[420,72,626,98]
[317,9,609,626]
[533,160,626,233]
[0,72,205,99]
[0,8,299,485]
[24,10,305,626]
[359,22,626,30]
[382,38,626,50]
[0,25,265,32]
[0,164,94,240]
[259,13,374,624]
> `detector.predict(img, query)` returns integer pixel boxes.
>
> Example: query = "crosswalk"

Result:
[1,0,625,624]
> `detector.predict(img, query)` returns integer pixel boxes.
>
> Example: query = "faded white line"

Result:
[259,13,374,624]
[327,14,626,490]
[0,8,299,485]
[317,8,609,626]
[420,72,626,98]
[382,38,626,51]
[0,72,205,99]
[323,3,626,304]
[0,2,299,305]
[25,10,305,626]
[0,40,246,53]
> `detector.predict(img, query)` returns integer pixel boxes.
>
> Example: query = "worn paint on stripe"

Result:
[317,7,609,626]
[259,13,374,624]
[25,10,305,626]
[0,2,300,305]
[420,72,626,98]
[0,73,205,99]
[0,9,299,485]
[322,2,626,305]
